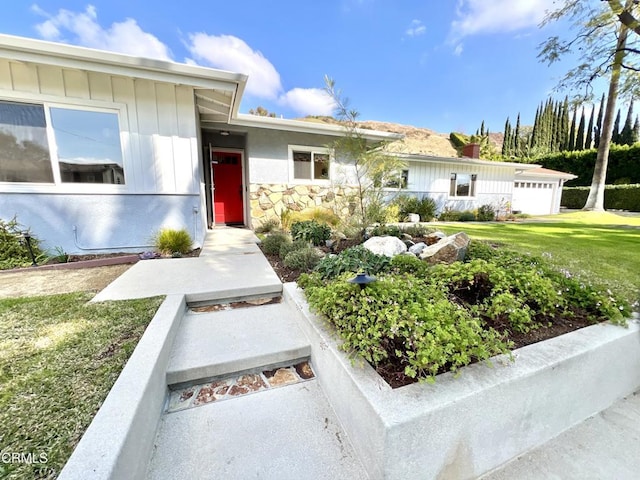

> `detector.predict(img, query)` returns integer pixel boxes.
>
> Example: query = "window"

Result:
[0,101,53,183]
[290,146,330,181]
[0,100,125,185]
[450,173,476,197]
[384,169,409,189]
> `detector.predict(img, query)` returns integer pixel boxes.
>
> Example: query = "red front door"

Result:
[211,151,244,224]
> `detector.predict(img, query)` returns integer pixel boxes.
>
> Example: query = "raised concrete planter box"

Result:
[284,283,640,480]
[59,295,186,480]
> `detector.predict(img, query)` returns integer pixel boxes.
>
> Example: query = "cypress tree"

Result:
[633,116,640,144]
[620,101,634,145]
[530,105,540,149]
[568,108,577,151]
[585,106,595,149]
[594,93,605,148]
[502,118,511,156]
[514,113,521,156]
[612,108,621,144]
[480,120,486,136]
[575,108,586,150]
[560,96,570,150]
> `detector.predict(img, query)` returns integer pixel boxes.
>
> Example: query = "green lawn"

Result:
[438,211,640,306]
[0,293,162,479]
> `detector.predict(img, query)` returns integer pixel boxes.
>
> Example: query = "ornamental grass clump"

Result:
[0,216,45,270]
[154,228,193,255]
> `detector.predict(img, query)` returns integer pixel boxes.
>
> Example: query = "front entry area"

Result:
[211,151,244,224]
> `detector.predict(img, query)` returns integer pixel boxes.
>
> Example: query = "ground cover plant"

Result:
[0,293,162,479]
[0,217,45,270]
[437,211,640,306]
[299,238,630,387]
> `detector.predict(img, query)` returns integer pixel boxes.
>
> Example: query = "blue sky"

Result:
[0,1,584,134]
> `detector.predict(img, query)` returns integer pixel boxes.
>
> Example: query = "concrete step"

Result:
[481,391,640,480]
[166,302,311,387]
[147,380,369,480]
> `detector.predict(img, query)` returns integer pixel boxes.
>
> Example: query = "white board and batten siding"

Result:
[404,160,515,212]
[512,176,561,215]
[0,60,204,253]
[0,59,200,195]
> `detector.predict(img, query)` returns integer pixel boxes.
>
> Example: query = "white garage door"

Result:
[512,181,556,215]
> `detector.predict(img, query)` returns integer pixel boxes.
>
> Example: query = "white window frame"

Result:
[288,145,332,184]
[0,92,129,194]
[449,172,477,198]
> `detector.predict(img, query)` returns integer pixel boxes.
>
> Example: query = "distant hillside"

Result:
[299,116,503,158]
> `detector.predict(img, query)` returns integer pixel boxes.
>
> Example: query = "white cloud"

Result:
[278,88,336,116]
[187,33,282,100]
[406,19,426,37]
[450,0,555,40]
[32,4,172,60]
[31,5,335,116]
[454,43,464,56]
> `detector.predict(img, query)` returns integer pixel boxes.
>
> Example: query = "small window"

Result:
[0,101,53,183]
[384,169,409,189]
[51,107,125,184]
[450,173,476,197]
[291,148,330,181]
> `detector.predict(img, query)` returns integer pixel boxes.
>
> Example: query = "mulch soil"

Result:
[260,236,602,389]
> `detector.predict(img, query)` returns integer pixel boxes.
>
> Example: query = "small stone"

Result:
[294,361,315,380]
[228,374,267,396]
[168,387,196,411]
[407,213,420,223]
[194,380,231,405]
[409,242,427,255]
[264,368,299,387]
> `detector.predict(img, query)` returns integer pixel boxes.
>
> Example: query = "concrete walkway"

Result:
[93,228,281,303]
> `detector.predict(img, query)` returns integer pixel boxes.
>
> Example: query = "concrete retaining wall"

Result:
[58,294,186,480]
[284,283,640,480]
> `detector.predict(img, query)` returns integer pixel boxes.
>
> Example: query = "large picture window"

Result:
[0,100,125,185]
[291,147,330,181]
[450,173,477,197]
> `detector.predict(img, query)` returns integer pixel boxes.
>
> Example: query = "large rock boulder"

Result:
[419,232,470,264]
[362,236,408,257]
[409,242,428,255]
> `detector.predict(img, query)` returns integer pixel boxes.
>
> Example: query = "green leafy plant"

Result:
[279,239,310,259]
[458,211,477,222]
[304,275,511,381]
[314,245,391,280]
[368,224,404,238]
[390,254,430,276]
[51,246,70,263]
[392,195,437,221]
[476,204,496,222]
[291,220,331,246]
[255,218,281,234]
[261,232,291,255]
[154,228,193,255]
[0,216,45,270]
[283,248,323,271]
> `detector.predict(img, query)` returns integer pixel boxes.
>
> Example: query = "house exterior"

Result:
[0,35,576,254]
[393,153,575,217]
[0,34,397,254]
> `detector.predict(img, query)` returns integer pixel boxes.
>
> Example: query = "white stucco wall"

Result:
[0,60,206,252]
[245,127,358,185]
[1,193,203,254]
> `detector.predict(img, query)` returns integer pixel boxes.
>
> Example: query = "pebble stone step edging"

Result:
[283,283,640,480]
[167,361,316,413]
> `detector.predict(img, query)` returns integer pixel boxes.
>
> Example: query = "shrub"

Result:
[291,220,331,246]
[384,204,401,223]
[314,245,391,280]
[303,275,511,381]
[255,218,281,233]
[476,204,496,221]
[392,194,437,221]
[439,209,461,221]
[261,232,291,255]
[0,217,45,269]
[390,254,430,276]
[561,184,640,212]
[283,248,323,271]
[279,239,310,259]
[368,224,403,238]
[154,228,193,255]
[290,207,341,227]
[458,211,476,222]
[401,223,434,237]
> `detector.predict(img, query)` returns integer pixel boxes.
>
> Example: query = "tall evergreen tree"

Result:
[633,116,640,144]
[568,109,577,151]
[530,105,540,149]
[612,108,622,144]
[576,108,586,150]
[502,118,511,156]
[594,93,605,148]
[480,120,486,136]
[513,113,521,155]
[560,96,570,150]
[620,101,634,145]
[585,106,595,149]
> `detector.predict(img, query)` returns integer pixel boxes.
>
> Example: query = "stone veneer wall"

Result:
[249,183,358,227]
